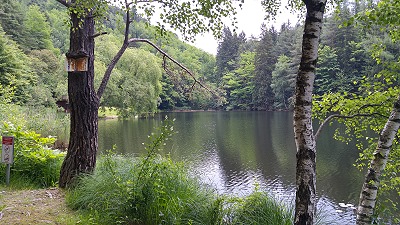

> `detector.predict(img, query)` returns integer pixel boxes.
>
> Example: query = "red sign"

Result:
[2,137,13,145]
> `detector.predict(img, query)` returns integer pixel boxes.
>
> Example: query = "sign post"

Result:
[2,136,14,186]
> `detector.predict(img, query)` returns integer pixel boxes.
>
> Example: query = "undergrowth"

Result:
[0,122,65,188]
[0,85,67,188]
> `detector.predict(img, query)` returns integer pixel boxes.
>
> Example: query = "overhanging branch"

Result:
[128,38,217,96]
[315,112,387,141]
[357,103,386,113]
[96,0,218,102]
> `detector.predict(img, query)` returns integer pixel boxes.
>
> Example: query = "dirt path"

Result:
[0,188,77,225]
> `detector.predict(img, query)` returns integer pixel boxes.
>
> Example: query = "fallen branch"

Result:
[128,38,217,96]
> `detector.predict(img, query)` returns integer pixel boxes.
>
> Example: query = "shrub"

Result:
[0,122,65,187]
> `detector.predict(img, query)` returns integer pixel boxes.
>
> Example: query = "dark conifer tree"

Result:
[215,27,246,83]
[253,24,278,110]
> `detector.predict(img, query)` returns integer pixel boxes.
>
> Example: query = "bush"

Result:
[0,122,65,187]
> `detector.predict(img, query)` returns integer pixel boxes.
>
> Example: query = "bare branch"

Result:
[124,0,132,43]
[55,0,71,7]
[97,42,129,99]
[97,0,218,102]
[91,32,108,38]
[127,38,218,96]
[97,0,132,99]
[315,113,387,141]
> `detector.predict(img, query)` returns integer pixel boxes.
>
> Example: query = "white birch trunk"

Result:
[356,95,400,224]
[294,1,326,224]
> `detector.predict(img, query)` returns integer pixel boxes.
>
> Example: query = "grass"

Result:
[0,183,294,225]
[23,106,70,141]
[0,188,81,225]
[229,191,293,225]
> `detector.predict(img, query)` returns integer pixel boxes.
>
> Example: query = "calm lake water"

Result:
[98,111,365,224]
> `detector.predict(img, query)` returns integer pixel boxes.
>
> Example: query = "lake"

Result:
[98,111,365,224]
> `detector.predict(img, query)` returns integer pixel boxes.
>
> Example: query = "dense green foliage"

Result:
[0,0,219,116]
[215,4,389,111]
[0,26,35,103]
[0,122,65,187]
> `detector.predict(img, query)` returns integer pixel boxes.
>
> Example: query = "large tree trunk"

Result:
[293,1,326,224]
[59,8,99,188]
[356,95,400,224]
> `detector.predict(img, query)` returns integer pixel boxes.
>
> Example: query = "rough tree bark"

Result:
[356,95,400,224]
[293,0,326,224]
[58,3,99,188]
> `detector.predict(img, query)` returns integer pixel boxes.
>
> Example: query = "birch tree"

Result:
[261,0,330,224]
[292,1,327,224]
[356,95,400,224]
[313,88,400,224]
[55,0,237,188]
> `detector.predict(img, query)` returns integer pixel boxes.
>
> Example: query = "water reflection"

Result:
[98,111,364,224]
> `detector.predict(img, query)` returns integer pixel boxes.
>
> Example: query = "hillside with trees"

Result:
[1,0,399,114]
[0,0,218,116]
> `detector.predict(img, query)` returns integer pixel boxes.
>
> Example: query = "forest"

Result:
[2,0,398,115]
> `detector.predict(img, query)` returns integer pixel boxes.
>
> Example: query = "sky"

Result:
[190,0,301,55]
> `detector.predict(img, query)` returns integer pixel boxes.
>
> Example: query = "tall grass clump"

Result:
[228,191,293,225]
[67,118,223,225]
